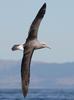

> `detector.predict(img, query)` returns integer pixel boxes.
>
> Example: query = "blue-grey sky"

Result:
[0,0,74,63]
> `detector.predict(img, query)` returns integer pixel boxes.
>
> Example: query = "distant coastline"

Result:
[0,60,74,89]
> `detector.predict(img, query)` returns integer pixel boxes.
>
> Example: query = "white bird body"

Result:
[25,40,45,49]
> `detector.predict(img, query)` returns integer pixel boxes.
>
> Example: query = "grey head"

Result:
[39,42,51,49]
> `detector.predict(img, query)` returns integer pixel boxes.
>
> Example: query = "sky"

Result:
[0,0,74,63]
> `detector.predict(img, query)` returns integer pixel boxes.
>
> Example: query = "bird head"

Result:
[40,42,51,49]
[11,44,24,51]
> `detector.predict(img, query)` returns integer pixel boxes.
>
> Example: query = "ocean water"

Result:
[0,89,74,100]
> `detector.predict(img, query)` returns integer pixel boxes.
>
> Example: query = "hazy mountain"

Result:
[0,60,74,89]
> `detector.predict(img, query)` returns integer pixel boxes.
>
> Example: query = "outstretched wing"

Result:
[26,3,46,41]
[21,46,34,97]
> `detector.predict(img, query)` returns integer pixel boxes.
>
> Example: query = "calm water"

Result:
[0,89,74,100]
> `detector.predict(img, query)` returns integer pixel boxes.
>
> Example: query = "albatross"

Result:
[12,3,50,97]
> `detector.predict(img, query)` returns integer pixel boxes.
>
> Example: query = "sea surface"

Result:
[0,89,74,100]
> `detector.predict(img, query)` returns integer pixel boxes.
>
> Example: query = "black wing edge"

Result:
[26,3,46,41]
[36,3,46,19]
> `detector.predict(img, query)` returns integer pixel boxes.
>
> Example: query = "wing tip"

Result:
[37,2,46,19]
[41,3,46,10]
[22,86,28,98]
[43,3,46,8]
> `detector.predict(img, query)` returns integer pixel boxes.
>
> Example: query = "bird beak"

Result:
[47,46,51,49]
[46,45,51,49]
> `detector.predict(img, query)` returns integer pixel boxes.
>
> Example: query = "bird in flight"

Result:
[12,3,50,97]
